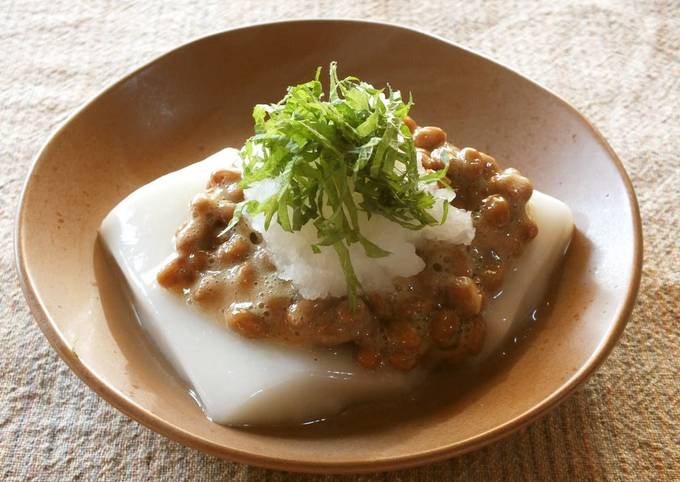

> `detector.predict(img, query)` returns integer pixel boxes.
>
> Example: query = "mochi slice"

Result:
[476,190,574,360]
[99,148,573,426]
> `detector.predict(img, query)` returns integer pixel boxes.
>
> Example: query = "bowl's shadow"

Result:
[93,237,192,409]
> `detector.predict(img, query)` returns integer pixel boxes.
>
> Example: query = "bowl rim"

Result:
[14,18,643,473]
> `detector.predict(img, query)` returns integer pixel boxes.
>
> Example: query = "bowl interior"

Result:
[16,20,640,472]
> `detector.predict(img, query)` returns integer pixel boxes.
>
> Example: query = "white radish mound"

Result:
[244,175,475,300]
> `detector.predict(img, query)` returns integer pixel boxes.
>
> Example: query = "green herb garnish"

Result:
[230,62,449,307]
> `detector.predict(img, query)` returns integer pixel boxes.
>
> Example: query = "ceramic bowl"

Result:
[15,19,642,473]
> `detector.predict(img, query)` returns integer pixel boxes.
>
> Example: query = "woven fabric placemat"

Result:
[1,1,677,480]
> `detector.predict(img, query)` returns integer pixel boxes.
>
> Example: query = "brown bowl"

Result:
[15,19,642,473]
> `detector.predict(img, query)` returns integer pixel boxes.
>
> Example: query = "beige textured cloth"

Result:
[1,1,678,480]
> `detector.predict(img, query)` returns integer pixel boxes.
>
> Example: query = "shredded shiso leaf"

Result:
[228,62,451,307]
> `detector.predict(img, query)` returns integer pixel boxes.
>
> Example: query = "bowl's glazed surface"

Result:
[15,19,641,472]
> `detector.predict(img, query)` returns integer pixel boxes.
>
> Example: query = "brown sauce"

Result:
[157,119,538,371]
